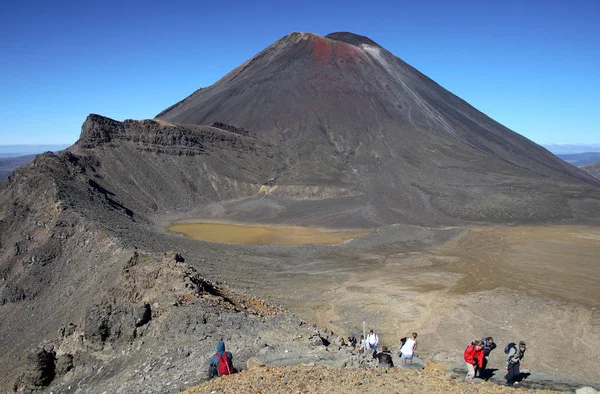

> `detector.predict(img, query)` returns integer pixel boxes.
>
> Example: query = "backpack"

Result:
[380,352,393,365]
[216,351,233,376]
[504,343,516,355]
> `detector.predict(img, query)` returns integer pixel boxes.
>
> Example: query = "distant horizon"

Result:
[541,143,600,153]
[1,142,600,157]
[0,144,71,147]
[0,144,70,158]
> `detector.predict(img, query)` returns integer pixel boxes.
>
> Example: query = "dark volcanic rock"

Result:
[79,115,265,157]
[84,304,112,350]
[15,348,56,390]
[84,302,143,350]
[210,121,254,137]
[135,303,152,327]
[1,281,28,304]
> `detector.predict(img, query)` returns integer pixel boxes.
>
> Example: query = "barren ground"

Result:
[184,365,562,394]
[167,222,600,384]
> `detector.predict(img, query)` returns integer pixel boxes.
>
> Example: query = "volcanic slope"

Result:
[158,32,600,225]
[0,117,294,392]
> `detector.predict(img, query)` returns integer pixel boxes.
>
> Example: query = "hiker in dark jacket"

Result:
[505,341,526,386]
[208,341,234,379]
[482,337,496,359]
[481,337,496,378]
[372,346,394,369]
[347,334,358,349]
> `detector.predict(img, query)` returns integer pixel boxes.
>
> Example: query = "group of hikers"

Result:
[207,331,528,387]
[465,337,527,386]
[346,329,418,369]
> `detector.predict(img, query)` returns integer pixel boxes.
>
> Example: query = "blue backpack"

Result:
[504,342,516,354]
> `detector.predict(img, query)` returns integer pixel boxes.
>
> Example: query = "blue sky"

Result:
[0,0,598,146]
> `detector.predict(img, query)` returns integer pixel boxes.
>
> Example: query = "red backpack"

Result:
[216,351,233,376]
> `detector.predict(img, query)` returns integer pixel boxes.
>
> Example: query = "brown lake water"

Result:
[168,221,373,246]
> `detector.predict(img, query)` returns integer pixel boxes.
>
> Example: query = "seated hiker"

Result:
[400,332,418,364]
[505,341,527,386]
[464,339,484,379]
[208,340,235,379]
[359,334,366,353]
[372,346,394,369]
[347,334,358,349]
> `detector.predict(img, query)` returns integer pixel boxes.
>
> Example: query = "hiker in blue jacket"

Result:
[208,341,234,379]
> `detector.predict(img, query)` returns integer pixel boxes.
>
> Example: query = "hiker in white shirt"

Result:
[400,332,418,364]
[366,329,379,351]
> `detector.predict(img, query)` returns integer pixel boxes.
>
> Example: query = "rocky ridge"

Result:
[10,250,354,393]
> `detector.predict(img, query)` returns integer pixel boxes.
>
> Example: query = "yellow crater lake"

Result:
[168,222,373,246]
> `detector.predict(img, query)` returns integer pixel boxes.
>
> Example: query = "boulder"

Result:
[576,388,599,394]
[84,302,141,350]
[84,305,111,350]
[309,335,324,346]
[15,348,56,389]
[331,335,345,347]
[135,303,152,327]
[59,322,78,338]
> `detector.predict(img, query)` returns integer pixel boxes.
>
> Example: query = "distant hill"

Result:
[582,162,600,180]
[0,154,36,180]
[0,145,71,180]
[543,143,600,154]
[556,152,600,166]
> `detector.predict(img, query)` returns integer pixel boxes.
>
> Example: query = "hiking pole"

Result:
[363,321,366,348]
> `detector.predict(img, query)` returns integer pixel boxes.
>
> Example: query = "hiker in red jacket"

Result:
[464,340,484,380]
